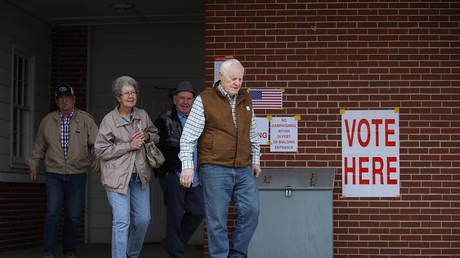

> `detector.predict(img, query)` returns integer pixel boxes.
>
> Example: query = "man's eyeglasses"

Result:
[121,91,137,97]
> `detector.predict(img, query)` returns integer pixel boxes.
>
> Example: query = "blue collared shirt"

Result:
[176,108,200,187]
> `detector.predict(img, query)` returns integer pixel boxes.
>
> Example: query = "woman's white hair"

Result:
[219,59,245,76]
[112,75,138,97]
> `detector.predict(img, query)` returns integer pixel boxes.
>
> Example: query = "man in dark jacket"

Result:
[154,81,204,258]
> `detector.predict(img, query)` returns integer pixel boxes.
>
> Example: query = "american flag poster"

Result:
[248,89,283,109]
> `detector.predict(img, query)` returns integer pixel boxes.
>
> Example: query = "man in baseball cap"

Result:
[29,83,99,258]
[55,83,75,98]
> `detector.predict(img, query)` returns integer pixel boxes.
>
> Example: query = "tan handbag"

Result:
[144,141,165,168]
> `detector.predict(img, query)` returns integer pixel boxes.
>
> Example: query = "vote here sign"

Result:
[341,110,400,197]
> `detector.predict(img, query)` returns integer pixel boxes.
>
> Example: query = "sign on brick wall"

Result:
[214,56,233,83]
[248,88,283,110]
[255,117,269,145]
[270,116,299,152]
[341,109,400,197]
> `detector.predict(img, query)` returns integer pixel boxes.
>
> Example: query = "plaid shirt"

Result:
[179,85,261,169]
[59,109,75,158]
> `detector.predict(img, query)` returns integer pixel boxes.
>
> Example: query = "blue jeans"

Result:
[161,172,204,258]
[200,164,259,258]
[107,173,151,258]
[43,172,86,255]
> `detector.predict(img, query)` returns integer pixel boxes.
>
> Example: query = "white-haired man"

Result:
[179,59,261,258]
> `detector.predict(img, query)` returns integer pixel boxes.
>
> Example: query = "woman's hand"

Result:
[132,130,149,142]
[130,137,144,150]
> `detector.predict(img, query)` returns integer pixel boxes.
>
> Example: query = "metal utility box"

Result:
[248,168,335,258]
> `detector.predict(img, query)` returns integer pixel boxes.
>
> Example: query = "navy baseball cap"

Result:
[55,83,74,98]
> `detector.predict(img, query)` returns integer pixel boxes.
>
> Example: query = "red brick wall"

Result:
[0,182,46,251]
[51,26,88,111]
[205,0,460,257]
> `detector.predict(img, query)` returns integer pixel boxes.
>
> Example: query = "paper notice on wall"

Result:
[341,109,400,197]
[214,57,233,83]
[255,117,269,145]
[270,117,298,152]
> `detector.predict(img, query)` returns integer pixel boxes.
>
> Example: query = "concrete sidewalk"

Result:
[0,243,203,258]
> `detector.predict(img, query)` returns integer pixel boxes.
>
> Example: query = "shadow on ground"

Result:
[0,243,203,258]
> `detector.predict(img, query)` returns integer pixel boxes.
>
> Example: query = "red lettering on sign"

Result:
[358,119,370,147]
[359,157,369,184]
[387,157,397,184]
[385,119,396,147]
[345,119,356,147]
[346,118,397,148]
[372,157,384,184]
[344,157,356,184]
[371,119,383,146]
[343,156,399,185]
